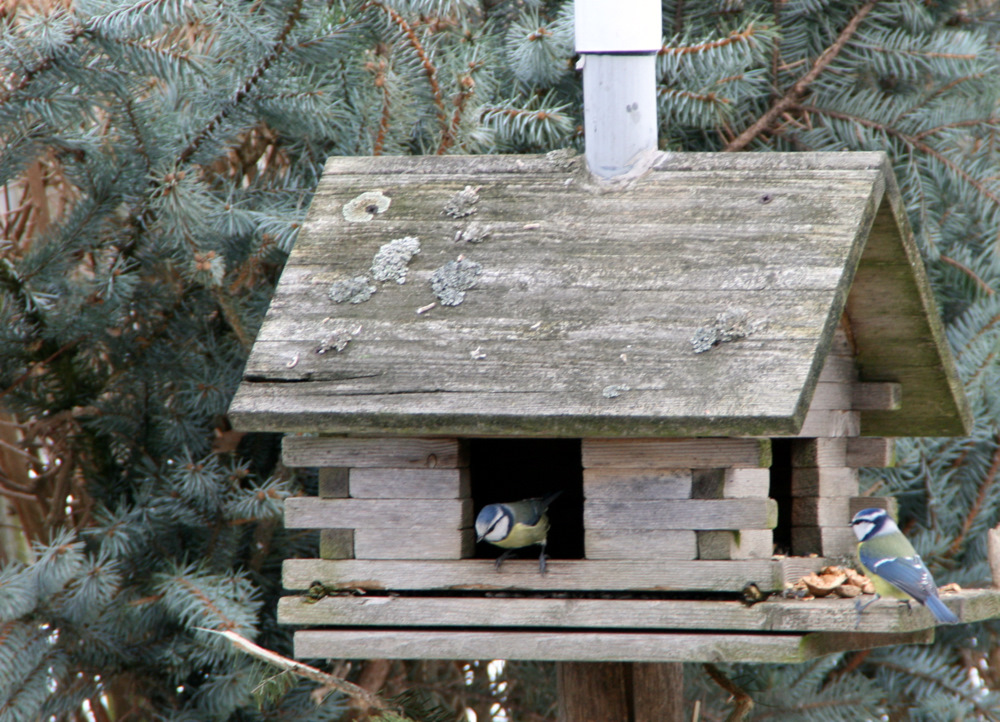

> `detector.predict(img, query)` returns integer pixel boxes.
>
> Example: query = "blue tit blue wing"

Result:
[859,546,937,603]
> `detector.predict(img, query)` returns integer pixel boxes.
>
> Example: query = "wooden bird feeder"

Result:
[229,149,1000,667]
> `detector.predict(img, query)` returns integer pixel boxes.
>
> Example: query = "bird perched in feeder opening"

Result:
[475,492,562,574]
[851,507,958,625]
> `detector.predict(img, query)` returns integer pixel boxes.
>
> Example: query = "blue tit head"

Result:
[476,503,513,543]
[851,507,898,542]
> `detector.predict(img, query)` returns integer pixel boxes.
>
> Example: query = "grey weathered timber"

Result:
[229,152,970,438]
[849,496,898,519]
[585,529,698,560]
[277,588,998,633]
[353,527,473,560]
[790,467,859,497]
[283,497,471,530]
[582,439,771,469]
[291,628,933,664]
[348,468,470,498]
[791,438,847,468]
[282,558,824,592]
[792,496,852,528]
[846,437,896,468]
[792,525,856,557]
[583,499,778,530]
[697,529,773,559]
[583,469,693,500]
[283,436,467,469]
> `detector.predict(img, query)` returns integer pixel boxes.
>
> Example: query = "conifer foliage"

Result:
[2,0,1000,719]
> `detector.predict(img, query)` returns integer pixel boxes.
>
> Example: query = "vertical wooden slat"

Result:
[557,663,629,722]
[632,663,685,722]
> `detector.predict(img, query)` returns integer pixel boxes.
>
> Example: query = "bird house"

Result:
[229,150,1000,665]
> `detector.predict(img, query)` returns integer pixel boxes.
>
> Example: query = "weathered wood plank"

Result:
[283,437,467,469]
[584,499,778,530]
[807,381,852,410]
[849,496,898,519]
[284,497,471,530]
[583,469,692,500]
[791,438,847,468]
[816,355,857,384]
[230,151,968,439]
[697,530,773,560]
[691,469,770,499]
[278,588,996,633]
[790,467,859,496]
[320,529,354,559]
[847,188,972,436]
[793,409,860,438]
[583,439,771,469]
[282,558,826,593]
[348,468,470,499]
[852,382,902,411]
[846,437,896,468]
[354,527,473,560]
[318,468,349,498]
[792,497,852,528]
[292,628,932,663]
[792,525,856,557]
[584,530,697,560]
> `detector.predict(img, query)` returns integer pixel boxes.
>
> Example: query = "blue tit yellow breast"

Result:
[493,516,550,549]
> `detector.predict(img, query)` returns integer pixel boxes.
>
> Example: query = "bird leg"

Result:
[495,549,516,571]
[854,593,881,629]
[538,541,548,575]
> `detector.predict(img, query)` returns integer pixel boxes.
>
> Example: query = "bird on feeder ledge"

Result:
[851,507,958,625]
[475,492,562,574]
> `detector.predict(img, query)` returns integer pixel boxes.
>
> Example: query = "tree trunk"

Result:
[556,662,684,722]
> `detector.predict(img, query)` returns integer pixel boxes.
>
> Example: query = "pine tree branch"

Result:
[199,627,395,711]
[660,24,762,57]
[940,254,995,296]
[363,1,448,145]
[912,115,1000,142]
[949,433,1000,556]
[703,663,754,721]
[821,649,871,691]
[801,104,1000,208]
[725,0,877,151]
[178,0,304,166]
[0,24,87,105]
[876,660,1000,721]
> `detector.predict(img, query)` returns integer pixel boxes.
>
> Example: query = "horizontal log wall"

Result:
[283,558,826,593]
[581,439,774,561]
[291,628,934,664]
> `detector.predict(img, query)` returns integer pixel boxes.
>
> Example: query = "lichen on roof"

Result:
[371,236,421,284]
[431,257,482,306]
[328,276,376,304]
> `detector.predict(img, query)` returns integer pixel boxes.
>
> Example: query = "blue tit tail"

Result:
[924,594,958,625]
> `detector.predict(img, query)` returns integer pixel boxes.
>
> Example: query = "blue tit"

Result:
[475,491,562,574]
[851,507,958,625]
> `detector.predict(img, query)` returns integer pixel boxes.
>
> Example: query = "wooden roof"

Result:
[229,151,970,438]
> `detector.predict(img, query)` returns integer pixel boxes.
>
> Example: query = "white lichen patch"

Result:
[329,276,376,304]
[454,222,492,244]
[430,257,482,306]
[371,236,421,284]
[316,323,362,354]
[342,190,390,222]
[443,185,481,218]
[691,309,770,354]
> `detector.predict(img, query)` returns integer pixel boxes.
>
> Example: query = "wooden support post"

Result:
[557,662,684,722]
[989,525,1000,590]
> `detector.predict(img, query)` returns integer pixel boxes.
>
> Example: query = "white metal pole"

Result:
[575,0,662,179]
